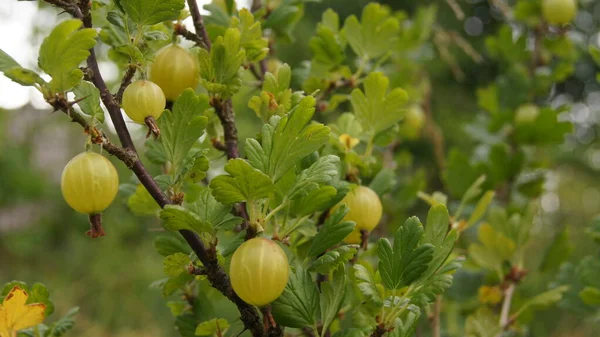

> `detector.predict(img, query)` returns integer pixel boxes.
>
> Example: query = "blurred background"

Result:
[1,0,600,336]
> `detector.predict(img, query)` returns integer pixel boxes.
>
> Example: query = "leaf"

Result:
[176,313,198,337]
[209,158,274,204]
[309,9,344,69]
[157,89,209,171]
[353,264,383,307]
[320,267,346,337]
[288,155,339,200]
[198,28,245,98]
[159,205,213,234]
[350,72,408,135]
[231,9,268,62]
[467,191,495,227]
[541,228,572,272]
[38,19,97,92]
[163,253,191,278]
[73,81,104,123]
[389,306,421,337]
[154,235,191,257]
[272,267,320,328]
[28,283,54,316]
[4,67,45,87]
[119,0,184,25]
[514,286,569,317]
[195,318,229,336]
[579,287,600,306]
[341,3,400,59]
[127,184,161,216]
[378,216,434,290]
[443,149,483,198]
[185,185,242,230]
[308,204,355,257]
[0,286,46,332]
[46,307,79,337]
[368,168,397,197]
[0,48,20,72]
[291,185,337,217]
[309,245,359,274]
[247,96,331,182]
[423,204,449,249]
[468,223,515,275]
[248,64,293,122]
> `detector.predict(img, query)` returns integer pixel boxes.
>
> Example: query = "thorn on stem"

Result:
[87,213,106,238]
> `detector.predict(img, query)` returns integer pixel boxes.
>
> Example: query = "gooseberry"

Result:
[229,237,290,306]
[121,80,166,123]
[61,152,119,215]
[333,186,383,244]
[542,0,577,25]
[400,104,425,140]
[514,104,540,124]
[150,44,199,101]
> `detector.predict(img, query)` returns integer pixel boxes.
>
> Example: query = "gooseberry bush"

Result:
[1,0,599,337]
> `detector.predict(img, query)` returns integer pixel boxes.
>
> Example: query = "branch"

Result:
[431,296,442,337]
[186,0,211,50]
[213,98,241,159]
[496,284,516,337]
[174,22,207,48]
[43,1,265,336]
[115,63,137,105]
[369,325,387,337]
[251,0,262,13]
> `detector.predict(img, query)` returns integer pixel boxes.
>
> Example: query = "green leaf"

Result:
[579,287,600,306]
[287,155,339,200]
[350,72,408,135]
[468,223,515,275]
[272,267,320,328]
[247,96,331,182]
[514,286,569,317]
[248,64,293,122]
[443,149,483,198]
[46,307,79,337]
[308,204,355,257]
[195,318,229,336]
[4,67,45,87]
[423,204,449,249]
[38,19,97,92]
[127,184,161,216]
[466,191,495,227]
[389,306,421,337]
[209,158,274,204]
[176,314,198,337]
[291,185,337,217]
[341,3,400,59]
[320,267,346,337]
[185,185,242,230]
[163,252,191,278]
[231,9,268,62]
[154,235,191,257]
[309,9,344,69]
[454,175,486,219]
[0,48,20,72]
[368,168,397,197]
[73,81,104,123]
[309,245,359,274]
[28,283,54,316]
[541,228,572,272]
[157,89,209,171]
[119,0,184,25]
[353,264,383,307]
[378,216,434,290]
[198,28,245,98]
[160,205,213,234]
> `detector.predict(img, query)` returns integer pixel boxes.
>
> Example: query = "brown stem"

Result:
[422,86,446,174]
[496,284,516,337]
[44,1,265,336]
[369,324,388,337]
[115,63,137,104]
[174,22,206,48]
[144,116,160,139]
[251,0,262,13]
[213,98,241,159]
[87,213,105,238]
[186,0,211,50]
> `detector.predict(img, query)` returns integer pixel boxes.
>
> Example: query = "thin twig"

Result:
[213,98,241,159]
[496,284,516,337]
[186,0,211,50]
[115,63,137,104]
[369,324,387,337]
[431,296,442,337]
[174,22,206,48]
[445,0,465,20]
[251,0,262,13]
[422,86,446,173]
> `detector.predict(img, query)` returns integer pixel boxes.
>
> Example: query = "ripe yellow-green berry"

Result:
[333,186,383,244]
[61,152,119,215]
[150,44,199,101]
[230,238,290,306]
[121,80,166,123]
[542,0,577,25]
